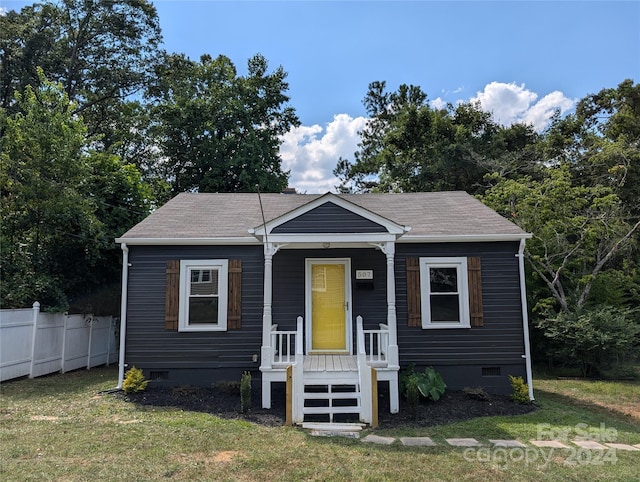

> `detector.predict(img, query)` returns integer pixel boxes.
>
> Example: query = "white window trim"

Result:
[419,257,470,329]
[179,259,228,332]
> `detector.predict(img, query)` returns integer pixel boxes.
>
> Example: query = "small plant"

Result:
[240,371,252,413]
[508,375,530,404]
[399,365,447,418]
[122,366,148,394]
[463,386,490,401]
[405,375,420,418]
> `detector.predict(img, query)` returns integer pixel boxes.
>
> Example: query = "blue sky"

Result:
[151,1,640,126]
[2,0,639,192]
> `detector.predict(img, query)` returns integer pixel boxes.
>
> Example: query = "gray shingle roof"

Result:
[118,191,527,241]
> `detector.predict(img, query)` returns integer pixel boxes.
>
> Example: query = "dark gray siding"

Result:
[126,241,527,393]
[125,245,264,386]
[395,242,527,393]
[272,202,388,233]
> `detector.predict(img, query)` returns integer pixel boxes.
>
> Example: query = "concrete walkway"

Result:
[356,434,640,451]
[306,427,639,452]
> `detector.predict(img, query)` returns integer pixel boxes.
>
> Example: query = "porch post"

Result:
[381,242,399,370]
[382,241,400,414]
[260,242,278,370]
[260,242,280,408]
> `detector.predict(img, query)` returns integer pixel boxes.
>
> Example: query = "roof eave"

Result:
[115,237,261,246]
[398,233,532,243]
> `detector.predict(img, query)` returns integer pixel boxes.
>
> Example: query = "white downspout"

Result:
[518,238,535,401]
[117,243,129,389]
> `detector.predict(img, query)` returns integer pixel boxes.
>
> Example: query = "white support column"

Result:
[381,242,399,370]
[371,241,400,414]
[260,242,281,409]
[260,243,279,370]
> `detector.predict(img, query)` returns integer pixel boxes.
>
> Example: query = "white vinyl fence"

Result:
[0,302,118,382]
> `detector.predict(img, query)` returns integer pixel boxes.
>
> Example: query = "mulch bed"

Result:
[114,384,536,429]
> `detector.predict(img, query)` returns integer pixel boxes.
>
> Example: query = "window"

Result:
[178,259,228,331]
[419,257,470,329]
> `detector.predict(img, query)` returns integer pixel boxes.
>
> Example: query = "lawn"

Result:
[1,367,639,481]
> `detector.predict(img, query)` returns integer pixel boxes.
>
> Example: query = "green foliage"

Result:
[150,53,299,194]
[537,306,640,377]
[508,375,530,404]
[0,73,152,311]
[0,0,163,139]
[482,165,639,314]
[122,366,148,394]
[404,375,420,419]
[400,365,447,418]
[240,371,252,414]
[334,81,539,194]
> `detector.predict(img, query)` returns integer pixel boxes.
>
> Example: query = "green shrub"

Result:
[537,306,640,377]
[240,371,252,413]
[122,366,148,393]
[400,365,447,418]
[508,375,530,404]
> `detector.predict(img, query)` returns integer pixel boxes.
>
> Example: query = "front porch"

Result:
[251,194,409,424]
[261,315,399,425]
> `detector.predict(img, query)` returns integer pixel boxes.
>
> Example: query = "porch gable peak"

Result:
[250,192,410,240]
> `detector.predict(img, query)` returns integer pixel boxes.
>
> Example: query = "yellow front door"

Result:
[311,262,347,351]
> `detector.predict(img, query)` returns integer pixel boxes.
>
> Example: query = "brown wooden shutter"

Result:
[467,257,484,327]
[165,260,180,330]
[406,257,422,327]
[227,259,242,329]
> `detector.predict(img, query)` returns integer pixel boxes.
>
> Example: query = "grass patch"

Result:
[1,367,639,481]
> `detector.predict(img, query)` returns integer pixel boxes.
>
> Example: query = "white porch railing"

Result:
[269,316,304,367]
[362,322,390,367]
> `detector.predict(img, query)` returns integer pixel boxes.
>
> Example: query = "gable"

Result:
[271,201,388,234]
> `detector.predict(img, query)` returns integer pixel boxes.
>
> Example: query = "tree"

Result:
[0,0,163,139]
[544,79,640,215]
[335,81,539,193]
[150,53,299,194]
[0,72,150,310]
[482,166,640,314]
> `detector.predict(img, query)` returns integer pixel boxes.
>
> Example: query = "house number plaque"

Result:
[355,270,373,280]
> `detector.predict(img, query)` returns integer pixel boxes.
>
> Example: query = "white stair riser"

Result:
[301,380,363,422]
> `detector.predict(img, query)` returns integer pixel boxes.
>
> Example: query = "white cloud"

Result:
[471,81,574,131]
[430,97,447,110]
[521,90,574,131]
[279,114,367,194]
[0,7,8,16]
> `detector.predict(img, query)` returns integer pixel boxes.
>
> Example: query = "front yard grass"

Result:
[1,366,639,481]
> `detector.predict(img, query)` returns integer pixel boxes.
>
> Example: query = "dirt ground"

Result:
[115,383,536,428]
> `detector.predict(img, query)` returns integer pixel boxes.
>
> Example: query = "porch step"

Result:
[302,422,365,438]
[302,380,362,423]
[301,422,365,431]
